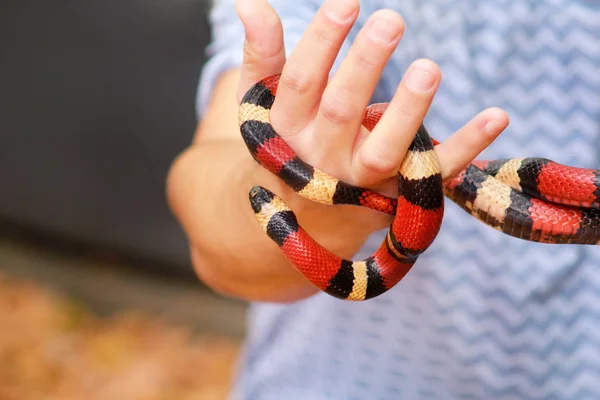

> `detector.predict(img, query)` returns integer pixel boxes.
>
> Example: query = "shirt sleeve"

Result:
[196,0,326,117]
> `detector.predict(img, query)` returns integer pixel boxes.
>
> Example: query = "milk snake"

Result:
[239,74,600,301]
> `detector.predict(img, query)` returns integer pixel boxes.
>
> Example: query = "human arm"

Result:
[166,0,509,302]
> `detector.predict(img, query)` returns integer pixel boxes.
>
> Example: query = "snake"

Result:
[238,74,600,301]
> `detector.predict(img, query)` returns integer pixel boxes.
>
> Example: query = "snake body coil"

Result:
[239,74,600,301]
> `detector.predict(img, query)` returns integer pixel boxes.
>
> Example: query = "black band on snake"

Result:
[239,74,600,301]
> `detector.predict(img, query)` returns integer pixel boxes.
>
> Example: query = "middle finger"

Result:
[270,0,360,137]
[312,9,405,165]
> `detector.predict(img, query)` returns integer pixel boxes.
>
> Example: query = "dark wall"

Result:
[0,1,213,273]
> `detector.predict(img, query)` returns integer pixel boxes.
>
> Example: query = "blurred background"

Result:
[0,0,247,398]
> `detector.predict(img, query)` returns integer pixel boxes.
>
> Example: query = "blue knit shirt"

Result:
[198,1,600,398]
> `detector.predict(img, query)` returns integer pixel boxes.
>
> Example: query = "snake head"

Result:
[249,186,297,237]
[249,186,276,214]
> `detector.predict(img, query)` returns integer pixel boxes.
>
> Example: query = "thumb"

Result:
[236,0,286,103]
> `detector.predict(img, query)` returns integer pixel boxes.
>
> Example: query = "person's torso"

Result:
[231,1,600,398]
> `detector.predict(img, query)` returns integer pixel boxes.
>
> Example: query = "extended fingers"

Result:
[271,0,360,136]
[435,107,509,181]
[236,0,286,103]
[353,59,441,185]
[312,9,405,168]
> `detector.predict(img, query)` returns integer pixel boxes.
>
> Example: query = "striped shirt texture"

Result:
[198,1,600,398]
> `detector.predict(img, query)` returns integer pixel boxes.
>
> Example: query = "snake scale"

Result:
[238,74,600,301]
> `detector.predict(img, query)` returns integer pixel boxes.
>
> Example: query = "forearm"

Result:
[168,70,308,301]
[168,137,316,301]
[169,136,390,302]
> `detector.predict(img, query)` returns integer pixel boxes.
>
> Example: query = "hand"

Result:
[236,0,509,202]
[166,0,511,302]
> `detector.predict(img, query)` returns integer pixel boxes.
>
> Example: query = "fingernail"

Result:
[367,14,402,43]
[405,60,437,93]
[484,120,504,136]
[324,0,357,23]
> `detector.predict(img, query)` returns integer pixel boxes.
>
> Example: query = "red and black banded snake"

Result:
[238,74,600,301]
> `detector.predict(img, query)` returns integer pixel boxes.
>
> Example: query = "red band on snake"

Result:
[239,74,600,301]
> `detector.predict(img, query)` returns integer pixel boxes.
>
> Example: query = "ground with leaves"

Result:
[0,274,241,400]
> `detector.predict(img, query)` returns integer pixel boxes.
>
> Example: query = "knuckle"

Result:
[351,44,381,69]
[242,41,259,63]
[269,112,302,137]
[311,22,338,45]
[359,146,397,175]
[320,94,355,125]
[241,22,284,61]
[281,63,312,96]
[390,100,418,124]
